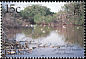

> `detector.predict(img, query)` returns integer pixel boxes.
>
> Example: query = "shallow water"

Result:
[6,47,84,57]
[6,30,84,57]
[3,25,84,57]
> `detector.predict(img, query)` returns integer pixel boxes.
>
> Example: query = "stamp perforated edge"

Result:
[0,1,85,59]
[0,2,2,58]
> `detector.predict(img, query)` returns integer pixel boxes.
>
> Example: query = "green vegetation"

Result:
[19,2,84,25]
[20,5,54,24]
[2,2,84,40]
[60,2,84,25]
[2,2,84,27]
[2,2,84,49]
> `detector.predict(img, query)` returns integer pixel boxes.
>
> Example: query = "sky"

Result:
[2,2,66,13]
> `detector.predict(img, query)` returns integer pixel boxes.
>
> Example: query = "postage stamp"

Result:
[0,1,85,58]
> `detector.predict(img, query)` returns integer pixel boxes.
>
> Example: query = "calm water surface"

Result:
[6,25,84,57]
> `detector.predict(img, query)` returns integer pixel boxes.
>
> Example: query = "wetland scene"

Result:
[2,2,84,57]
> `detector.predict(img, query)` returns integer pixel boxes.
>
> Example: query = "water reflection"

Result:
[4,25,84,57]
[21,25,84,47]
[15,31,66,46]
[7,30,84,57]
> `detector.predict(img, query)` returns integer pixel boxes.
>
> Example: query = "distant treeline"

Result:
[20,2,84,25]
[2,2,84,26]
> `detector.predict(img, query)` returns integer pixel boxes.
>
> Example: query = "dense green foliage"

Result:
[20,2,84,25]
[2,2,84,25]
[61,2,84,25]
[20,5,54,23]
